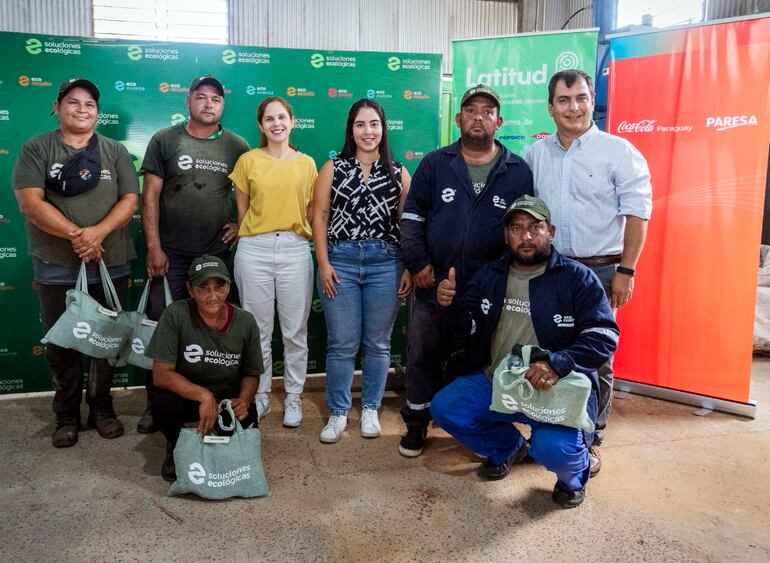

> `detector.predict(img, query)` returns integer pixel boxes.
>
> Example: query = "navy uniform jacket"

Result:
[449,248,619,421]
[400,140,533,304]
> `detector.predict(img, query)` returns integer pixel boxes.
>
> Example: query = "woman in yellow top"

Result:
[230,96,317,428]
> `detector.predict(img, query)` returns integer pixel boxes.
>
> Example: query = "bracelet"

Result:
[616,266,635,277]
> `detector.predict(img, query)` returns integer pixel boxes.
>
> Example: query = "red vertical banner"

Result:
[608,18,770,404]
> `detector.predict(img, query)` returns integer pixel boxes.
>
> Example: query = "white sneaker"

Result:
[255,393,271,421]
[283,393,303,427]
[319,415,348,443]
[360,407,381,438]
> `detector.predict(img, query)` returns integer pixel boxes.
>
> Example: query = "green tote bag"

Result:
[490,344,595,433]
[41,260,133,360]
[168,400,270,500]
[112,277,172,369]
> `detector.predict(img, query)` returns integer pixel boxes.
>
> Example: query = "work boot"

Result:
[398,425,427,457]
[87,408,124,439]
[477,439,530,480]
[162,442,176,482]
[52,416,80,448]
[136,405,157,434]
[552,483,585,508]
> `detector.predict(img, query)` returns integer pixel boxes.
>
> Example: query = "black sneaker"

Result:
[87,409,125,439]
[588,446,602,477]
[162,442,177,483]
[136,405,157,434]
[477,439,530,480]
[398,426,427,457]
[552,483,585,508]
[52,416,80,448]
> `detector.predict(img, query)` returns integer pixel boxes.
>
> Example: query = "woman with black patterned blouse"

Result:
[311,99,412,443]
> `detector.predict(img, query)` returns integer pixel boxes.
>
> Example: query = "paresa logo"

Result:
[403,90,429,100]
[327,87,352,98]
[246,85,274,96]
[310,53,356,68]
[465,64,547,87]
[286,86,315,97]
[367,88,392,100]
[187,462,252,488]
[170,113,186,125]
[294,118,315,130]
[18,75,52,88]
[0,109,9,122]
[706,115,758,131]
[0,246,18,259]
[222,49,270,65]
[128,45,179,61]
[25,37,81,56]
[114,80,145,92]
[159,82,187,94]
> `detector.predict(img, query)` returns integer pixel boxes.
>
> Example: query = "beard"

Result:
[460,127,493,149]
[512,245,551,266]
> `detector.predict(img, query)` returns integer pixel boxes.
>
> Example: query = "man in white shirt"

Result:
[525,69,652,476]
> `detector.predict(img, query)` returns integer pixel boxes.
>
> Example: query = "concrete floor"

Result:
[2,358,769,562]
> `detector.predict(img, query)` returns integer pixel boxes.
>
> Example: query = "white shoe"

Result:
[255,393,271,421]
[283,393,303,427]
[319,415,348,443]
[360,407,381,438]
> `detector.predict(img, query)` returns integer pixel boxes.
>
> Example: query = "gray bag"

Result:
[490,345,595,433]
[41,260,133,360]
[112,278,172,369]
[168,400,270,500]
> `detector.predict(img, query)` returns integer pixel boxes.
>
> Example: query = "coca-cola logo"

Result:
[617,119,656,133]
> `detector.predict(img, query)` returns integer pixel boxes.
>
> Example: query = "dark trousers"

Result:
[144,249,235,396]
[151,388,258,447]
[38,277,129,418]
[400,298,453,428]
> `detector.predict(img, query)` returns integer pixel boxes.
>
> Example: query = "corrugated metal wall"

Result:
[229,0,519,74]
[542,0,592,30]
[706,0,770,20]
[0,0,93,36]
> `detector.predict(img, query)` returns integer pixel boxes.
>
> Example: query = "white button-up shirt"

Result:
[525,124,652,258]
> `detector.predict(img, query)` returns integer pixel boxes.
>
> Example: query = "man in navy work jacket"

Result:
[398,85,534,457]
[430,195,618,508]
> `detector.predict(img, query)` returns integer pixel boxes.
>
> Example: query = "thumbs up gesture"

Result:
[436,267,457,307]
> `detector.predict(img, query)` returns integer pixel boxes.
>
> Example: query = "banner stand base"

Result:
[614,378,757,419]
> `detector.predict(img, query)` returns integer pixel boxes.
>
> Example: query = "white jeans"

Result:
[234,232,313,395]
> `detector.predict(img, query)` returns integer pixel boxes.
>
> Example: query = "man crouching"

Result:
[145,255,262,482]
[430,196,618,507]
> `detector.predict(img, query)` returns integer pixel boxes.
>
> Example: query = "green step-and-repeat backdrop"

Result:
[0,31,442,394]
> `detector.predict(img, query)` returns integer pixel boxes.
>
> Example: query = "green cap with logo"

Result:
[189,75,225,96]
[187,255,231,286]
[460,84,500,109]
[503,195,551,224]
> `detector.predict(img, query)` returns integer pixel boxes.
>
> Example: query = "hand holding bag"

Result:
[41,260,133,360]
[112,277,172,369]
[490,344,595,433]
[167,399,270,500]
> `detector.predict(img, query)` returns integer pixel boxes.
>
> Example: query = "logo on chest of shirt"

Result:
[481,298,491,315]
[184,344,204,363]
[177,155,193,171]
[553,314,575,327]
[49,163,63,179]
[492,195,507,210]
[441,187,456,203]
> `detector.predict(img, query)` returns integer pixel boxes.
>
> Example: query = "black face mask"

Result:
[46,133,102,197]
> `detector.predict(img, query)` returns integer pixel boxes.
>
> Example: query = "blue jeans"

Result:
[318,240,403,415]
[431,372,590,492]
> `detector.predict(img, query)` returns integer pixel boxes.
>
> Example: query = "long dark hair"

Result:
[339,98,399,188]
[256,96,298,150]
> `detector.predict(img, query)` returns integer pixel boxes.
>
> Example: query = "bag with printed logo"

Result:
[490,344,595,433]
[111,277,173,369]
[167,399,269,500]
[41,260,133,360]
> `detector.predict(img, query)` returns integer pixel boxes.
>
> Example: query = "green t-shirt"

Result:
[12,130,139,268]
[488,264,545,377]
[466,148,502,196]
[140,125,250,256]
[146,299,263,399]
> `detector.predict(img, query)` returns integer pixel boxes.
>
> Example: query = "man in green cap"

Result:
[146,255,263,482]
[430,196,618,508]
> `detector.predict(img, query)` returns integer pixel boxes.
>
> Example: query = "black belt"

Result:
[573,254,622,267]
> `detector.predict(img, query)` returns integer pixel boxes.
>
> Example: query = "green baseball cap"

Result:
[503,195,551,224]
[460,84,500,109]
[189,75,225,96]
[187,255,231,285]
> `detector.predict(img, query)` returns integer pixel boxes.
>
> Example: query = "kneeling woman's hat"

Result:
[188,255,231,285]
